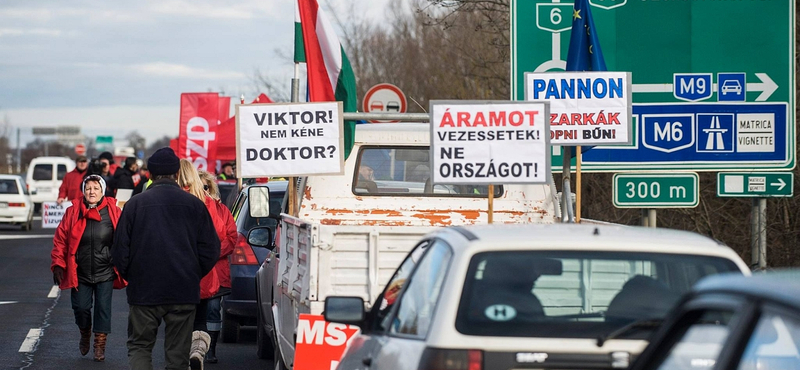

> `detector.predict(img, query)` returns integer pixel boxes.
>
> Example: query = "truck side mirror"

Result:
[324,296,366,326]
[248,186,270,218]
[247,226,274,250]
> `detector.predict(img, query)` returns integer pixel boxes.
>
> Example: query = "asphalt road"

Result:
[0,218,272,370]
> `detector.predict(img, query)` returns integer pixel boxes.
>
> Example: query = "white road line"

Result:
[19,328,42,353]
[0,301,18,305]
[0,235,53,240]
[47,285,59,298]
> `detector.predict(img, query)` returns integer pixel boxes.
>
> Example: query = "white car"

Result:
[324,223,750,370]
[0,175,34,231]
[26,156,75,210]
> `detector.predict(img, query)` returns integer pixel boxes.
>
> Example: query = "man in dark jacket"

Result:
[112,147,220,370]
[112,157,138,195]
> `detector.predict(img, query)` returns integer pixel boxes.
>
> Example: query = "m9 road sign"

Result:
[613,173,699,208]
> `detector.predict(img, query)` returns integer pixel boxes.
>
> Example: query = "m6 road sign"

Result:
[717,172,794,198]
[613,173,699,208]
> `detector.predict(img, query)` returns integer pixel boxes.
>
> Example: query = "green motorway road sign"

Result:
[512,0,795,172]
[613,173,699,208]
[717,172,794,197]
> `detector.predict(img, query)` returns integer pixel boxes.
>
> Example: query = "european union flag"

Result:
[566,0,606,72]
[565,0,606,157]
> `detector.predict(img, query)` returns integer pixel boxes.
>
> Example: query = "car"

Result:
[369,101,384,111]
[26,156,75,212]
[221,180,287,343]
[630,270,800,370]
[721,80,742,95]
[386,101,401,112]
[0,174,34,231]
[323,223,750,370]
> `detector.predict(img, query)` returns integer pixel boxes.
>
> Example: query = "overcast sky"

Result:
[0,0,389,150]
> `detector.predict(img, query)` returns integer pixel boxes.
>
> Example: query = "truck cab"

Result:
[258,123,559,368]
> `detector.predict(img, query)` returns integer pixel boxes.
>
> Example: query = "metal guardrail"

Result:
[343,112,430,122]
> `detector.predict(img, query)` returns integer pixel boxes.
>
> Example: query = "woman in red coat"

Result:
[198,170,237,363]
[177,160,222,369]
[51,174,123,362]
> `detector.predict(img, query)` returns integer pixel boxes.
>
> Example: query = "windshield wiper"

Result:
[596,318,663,347]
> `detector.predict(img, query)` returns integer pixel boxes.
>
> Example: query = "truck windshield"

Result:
[354,146,502,197]
[455,251,740,339]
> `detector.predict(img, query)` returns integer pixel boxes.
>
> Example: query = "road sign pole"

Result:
[750,199,758,266]
[758,198,767,269]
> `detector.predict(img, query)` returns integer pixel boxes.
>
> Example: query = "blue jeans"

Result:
[71,280,114,333]
[206,296,222,331]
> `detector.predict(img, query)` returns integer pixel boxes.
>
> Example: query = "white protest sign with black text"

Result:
[430,101,550,185]
[525,71,632,146]
[42,201,71,228]
[236,102,344,177]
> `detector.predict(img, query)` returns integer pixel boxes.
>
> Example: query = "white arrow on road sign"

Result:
[770,178,787,191]
[631,73,778,101]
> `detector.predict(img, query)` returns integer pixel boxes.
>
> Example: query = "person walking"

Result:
[198,170,237,364]
[51,174,124,362]
[112,148,220,370]
[177,161,226,369]
[57,155,89,204]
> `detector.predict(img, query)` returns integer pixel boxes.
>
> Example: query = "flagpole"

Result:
[576,146,582,223]
[289,62,301,217]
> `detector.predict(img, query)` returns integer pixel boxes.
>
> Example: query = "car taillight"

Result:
[8,202,25,207]
[230,233,258,265]
[418,348,482,370]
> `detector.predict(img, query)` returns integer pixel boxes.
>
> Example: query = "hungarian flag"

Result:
[295,0,358,159]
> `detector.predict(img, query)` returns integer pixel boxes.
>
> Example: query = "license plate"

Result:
[0,202,7,208]
[38,187,51,192]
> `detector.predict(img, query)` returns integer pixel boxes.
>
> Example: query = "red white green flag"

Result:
[295,0,358,159]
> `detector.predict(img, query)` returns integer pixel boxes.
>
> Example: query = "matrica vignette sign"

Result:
[430,101,550,185]
[236,102,344,178]
[525,71,632,146]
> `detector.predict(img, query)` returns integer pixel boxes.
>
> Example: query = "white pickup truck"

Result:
[251,123,559,368]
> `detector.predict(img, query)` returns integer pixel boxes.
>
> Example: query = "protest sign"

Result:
[525,71,632,145]
[293,314,360,370]
[42,201,71,228]
[430,101,550,185]
[236,102,344,177]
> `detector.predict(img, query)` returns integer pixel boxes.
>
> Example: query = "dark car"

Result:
[221,181,287,343]
[630,271,800,370]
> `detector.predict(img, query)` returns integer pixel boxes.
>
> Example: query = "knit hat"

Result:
[98,151,115,163]
[148,147,180,176]
[82,174,107,195]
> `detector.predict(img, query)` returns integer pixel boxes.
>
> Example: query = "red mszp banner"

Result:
[178,93,221,171]
[293,314,360,370]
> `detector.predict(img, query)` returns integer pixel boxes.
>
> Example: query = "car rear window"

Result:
[455,251,740,339]
[353,147,503,197]
[57,164,68,180]
[0,179,19,194]
[32,164,53,181]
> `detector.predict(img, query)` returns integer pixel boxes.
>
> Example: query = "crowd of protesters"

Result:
[50,148,240,370]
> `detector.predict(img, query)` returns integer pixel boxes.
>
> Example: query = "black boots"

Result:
[205,331,219,363]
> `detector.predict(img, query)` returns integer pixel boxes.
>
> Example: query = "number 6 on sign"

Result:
[536,4,573,33]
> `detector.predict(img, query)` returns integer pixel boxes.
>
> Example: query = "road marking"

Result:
[47,285,59,298]
[0,301,18,305]
[19,329,42,353]
[0,235,53,240]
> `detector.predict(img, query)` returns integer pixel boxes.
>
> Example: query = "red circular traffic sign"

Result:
[362,83,407,123]
[75,143,86,155]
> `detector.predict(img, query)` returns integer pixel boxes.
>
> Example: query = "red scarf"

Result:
[82,197,108,222]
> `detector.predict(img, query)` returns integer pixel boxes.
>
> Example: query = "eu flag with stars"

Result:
[566,0,606,72]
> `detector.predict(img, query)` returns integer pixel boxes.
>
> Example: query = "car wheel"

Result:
[256,308,274,359]
[221,310,240,343]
